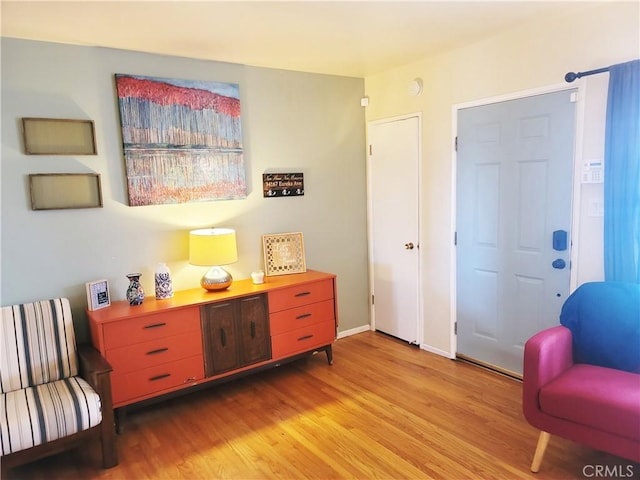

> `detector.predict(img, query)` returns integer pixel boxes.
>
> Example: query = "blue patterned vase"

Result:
[154,263,173,300]
[126,273,144,306]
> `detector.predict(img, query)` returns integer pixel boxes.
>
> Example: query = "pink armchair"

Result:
[522,282,640,472]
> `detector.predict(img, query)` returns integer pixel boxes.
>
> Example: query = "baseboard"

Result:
[337,324,371,339]
[420,343,455,359]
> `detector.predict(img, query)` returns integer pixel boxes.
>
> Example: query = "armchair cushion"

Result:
[560,281,640,373]
[1,376,102,455]
[539,364,640,442]
[1,299,78,393]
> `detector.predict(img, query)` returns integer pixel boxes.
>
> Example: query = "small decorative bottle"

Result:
[126,273,145,306]
[155,262,173,300]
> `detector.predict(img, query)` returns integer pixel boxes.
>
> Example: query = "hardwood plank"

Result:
[6,331,638,479]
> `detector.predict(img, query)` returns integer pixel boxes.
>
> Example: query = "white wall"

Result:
[364,2,640,355]
[1,39,370,341]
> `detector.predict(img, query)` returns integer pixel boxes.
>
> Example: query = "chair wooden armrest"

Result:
[77,343,118,468]
[78,344,113,383]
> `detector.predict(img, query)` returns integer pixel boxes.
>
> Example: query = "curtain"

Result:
[604,59,640,283]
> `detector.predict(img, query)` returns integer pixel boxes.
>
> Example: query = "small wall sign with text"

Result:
[263,173,304,198]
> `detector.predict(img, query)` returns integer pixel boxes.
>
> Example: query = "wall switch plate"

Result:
[588,198,605,217]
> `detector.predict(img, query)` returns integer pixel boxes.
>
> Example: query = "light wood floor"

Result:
[7,331,638,479]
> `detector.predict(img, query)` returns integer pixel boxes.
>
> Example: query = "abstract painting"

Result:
[115,74,247,206]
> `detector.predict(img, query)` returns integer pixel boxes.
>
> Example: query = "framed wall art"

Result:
[86,279,111,311]
[22,118,97,155]
[29,173,103,210]
[262,232,307,276]
[115,74,247,206]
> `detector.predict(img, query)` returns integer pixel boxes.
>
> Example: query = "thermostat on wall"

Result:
[581,159,604,184]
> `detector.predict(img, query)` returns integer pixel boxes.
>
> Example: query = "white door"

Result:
[456,90,576,375]
[368,115,420,344]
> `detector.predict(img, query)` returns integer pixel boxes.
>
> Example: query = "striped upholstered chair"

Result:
[0,298,117,475]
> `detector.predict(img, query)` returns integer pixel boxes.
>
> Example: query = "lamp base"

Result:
[201,266,233,291]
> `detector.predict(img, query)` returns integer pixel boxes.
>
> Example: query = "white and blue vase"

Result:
[126,273,145,306]
[154,263,173,300]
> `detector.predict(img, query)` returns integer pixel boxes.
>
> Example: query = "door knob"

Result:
[552,258,566,269]
[404,242,414,250]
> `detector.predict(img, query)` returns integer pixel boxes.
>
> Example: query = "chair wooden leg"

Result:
[531,431,551,473]
[100,420,118,468]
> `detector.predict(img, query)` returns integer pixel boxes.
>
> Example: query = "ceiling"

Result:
[1,0,609,78]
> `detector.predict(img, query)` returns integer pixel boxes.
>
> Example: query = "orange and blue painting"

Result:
[115,74,246,206]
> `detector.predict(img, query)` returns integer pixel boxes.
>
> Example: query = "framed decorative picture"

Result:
[29,173,103,210]
[115,74,247,206]
[86,279,111,311]
[262,232,307,276]
[22,118,97,155]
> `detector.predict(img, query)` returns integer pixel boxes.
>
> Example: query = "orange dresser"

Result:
[88,270,337,411]
[269,279,336,362]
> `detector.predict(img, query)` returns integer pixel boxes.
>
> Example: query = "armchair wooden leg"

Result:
[100,419,118,468]
[531,431,551,473]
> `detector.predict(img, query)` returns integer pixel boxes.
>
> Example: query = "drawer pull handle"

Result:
[149,373,171,382]
[143,322,167,329]
[296,313,312,320]
[220,328,226,347]
[298,334,314,341]
[251,321,256,339]
[294,291,311,298]
[146,348,169,355]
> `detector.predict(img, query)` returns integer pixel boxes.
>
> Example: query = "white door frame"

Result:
[367,112,424,344]
[450,82,586,356]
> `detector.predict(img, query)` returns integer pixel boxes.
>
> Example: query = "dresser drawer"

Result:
[270,299,334,335]
[106,331,203,374]
[271,319,335,360]
[268,279,334,313]
[103,307,200,349]
[112,355,204,406]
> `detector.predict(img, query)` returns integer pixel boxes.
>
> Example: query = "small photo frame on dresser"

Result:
[86,279,111,311]
[262,232,307,276]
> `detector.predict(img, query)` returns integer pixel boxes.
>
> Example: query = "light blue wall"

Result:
[1,38,369,341]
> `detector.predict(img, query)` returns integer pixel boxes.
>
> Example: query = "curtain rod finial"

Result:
[565,72,578,83]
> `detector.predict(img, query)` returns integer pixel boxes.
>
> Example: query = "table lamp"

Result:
[189,228,238,291]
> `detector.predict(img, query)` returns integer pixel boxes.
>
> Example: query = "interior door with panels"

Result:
[456,89,577,375]
[368,115,420,344]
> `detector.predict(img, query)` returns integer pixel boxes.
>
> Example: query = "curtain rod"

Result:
[565,66,610,83]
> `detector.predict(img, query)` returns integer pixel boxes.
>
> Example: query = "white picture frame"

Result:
[86,279,111,311]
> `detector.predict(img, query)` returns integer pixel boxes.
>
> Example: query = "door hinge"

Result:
[454,231,457,246]
[454,321,457,335]
[455,136,458,152]
[371,294,375,305]
[369,144,372,155]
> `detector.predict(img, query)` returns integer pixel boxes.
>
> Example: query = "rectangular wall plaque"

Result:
[22,118,97,155]
[263,173,304,197]
[29,173,103,210]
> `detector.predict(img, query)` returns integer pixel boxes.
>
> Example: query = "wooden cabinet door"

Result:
[237,295,271,366]
[201,301,240,376]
